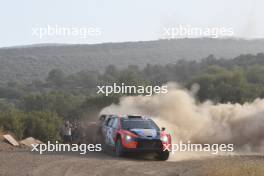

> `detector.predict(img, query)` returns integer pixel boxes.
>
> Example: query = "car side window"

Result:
[99,115,106,121]
[107,118,114,127]
[112,118,118,129]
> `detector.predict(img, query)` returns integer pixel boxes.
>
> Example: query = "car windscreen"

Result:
[121,119,160,130]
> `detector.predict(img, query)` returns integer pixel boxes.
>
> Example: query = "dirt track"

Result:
[0,148,263,176]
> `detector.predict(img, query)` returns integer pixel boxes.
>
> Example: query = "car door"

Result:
[111,117,119,145]
[102,117,110,138]
[105,117,114,145]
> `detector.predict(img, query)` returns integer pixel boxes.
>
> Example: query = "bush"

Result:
[0,108,63,142]
[0,109,26,139]
[22,91,83,120]
[23,111,63,142]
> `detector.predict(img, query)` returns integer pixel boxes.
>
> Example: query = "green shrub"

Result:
[0,108,63,142]
[23,111,63,142]
[0,109,26,139]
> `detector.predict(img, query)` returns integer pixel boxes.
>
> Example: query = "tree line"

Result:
[0,53,264,141]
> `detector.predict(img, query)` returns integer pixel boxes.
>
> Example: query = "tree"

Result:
[0,108,26,139]
[246,66,264,84]
[46,69,66,86]
[23,111,63,142]
[22,91,83,120]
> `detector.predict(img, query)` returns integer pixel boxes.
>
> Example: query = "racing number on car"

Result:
[106,118,114,146]
[106,127,111,144]
[105,117,118,146]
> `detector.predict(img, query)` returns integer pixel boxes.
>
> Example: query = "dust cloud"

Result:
[101,83,264,153]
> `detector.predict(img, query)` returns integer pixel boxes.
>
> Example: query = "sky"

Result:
[0,0,263,47]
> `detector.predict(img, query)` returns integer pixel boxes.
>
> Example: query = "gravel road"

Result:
[0,147,263,176]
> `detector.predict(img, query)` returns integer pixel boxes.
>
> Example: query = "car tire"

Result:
[115,138,124,157]
[155,150,170,161]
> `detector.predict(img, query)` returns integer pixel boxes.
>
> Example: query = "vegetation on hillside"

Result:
[0,38,263,84]
[0,53,264,141]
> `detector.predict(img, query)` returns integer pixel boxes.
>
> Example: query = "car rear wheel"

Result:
[155,150,170,161]
[115,138,124,157]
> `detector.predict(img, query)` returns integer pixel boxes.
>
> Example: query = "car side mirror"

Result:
[161,127,166,131]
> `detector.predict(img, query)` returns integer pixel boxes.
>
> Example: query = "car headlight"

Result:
[125,135,132,142]
[161,135,168,143]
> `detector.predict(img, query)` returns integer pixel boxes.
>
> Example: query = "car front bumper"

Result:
[123,138,164,152]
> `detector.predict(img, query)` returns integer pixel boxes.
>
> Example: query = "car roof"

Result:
[119,115,152,121]
[103,114,153,121]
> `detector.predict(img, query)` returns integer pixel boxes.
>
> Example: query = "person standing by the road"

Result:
[61,121,72,143]
[71,121,79,142]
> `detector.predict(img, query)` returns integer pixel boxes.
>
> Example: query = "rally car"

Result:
[98,114,171,160]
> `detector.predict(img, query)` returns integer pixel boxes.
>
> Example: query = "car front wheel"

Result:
[155,150,170,161]
[115,138,124,157]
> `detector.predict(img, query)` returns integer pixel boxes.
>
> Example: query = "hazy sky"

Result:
[0,0,263,47]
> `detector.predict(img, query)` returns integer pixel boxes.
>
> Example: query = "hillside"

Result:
[0,38,264,83]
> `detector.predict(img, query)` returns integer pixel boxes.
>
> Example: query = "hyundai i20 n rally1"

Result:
[98,115,172,160]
